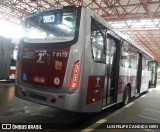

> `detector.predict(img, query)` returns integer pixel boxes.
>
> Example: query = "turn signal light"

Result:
[92,98,96,102]
[69,61,80,89]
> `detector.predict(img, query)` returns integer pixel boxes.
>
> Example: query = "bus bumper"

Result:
[15,83,82,112]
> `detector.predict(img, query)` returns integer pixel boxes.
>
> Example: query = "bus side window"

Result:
[142,55,148,71]
[91,32,104,62]
[91,17,106,63]
[128,45,138,69]
[120,41,129,68]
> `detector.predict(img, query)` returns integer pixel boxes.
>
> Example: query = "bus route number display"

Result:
[43,15,55,23]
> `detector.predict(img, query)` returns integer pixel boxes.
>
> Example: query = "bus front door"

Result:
[103,35,120,106]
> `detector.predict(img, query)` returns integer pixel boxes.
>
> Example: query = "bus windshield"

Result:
[23,10,78,43]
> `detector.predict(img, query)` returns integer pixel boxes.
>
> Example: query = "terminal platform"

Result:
[0,81,160,131]
[83,80,160,132]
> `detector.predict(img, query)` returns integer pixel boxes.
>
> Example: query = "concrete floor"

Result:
[0,81,88,124]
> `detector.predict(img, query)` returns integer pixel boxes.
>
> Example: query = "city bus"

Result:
[15,6,157,112]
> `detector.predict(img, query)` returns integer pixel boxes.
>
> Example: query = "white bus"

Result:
[15,6,157,112]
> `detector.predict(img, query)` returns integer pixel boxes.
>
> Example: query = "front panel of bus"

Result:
[15,7,86,112]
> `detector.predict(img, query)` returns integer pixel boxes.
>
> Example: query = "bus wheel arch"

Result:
[122,84,131,106]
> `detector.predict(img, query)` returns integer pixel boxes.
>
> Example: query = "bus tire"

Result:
[122,86,130,106]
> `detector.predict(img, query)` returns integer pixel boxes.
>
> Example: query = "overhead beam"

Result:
[140,0,153,20]
[134,33,160,60]
[93,1,160,10]
[104,13,160,21]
